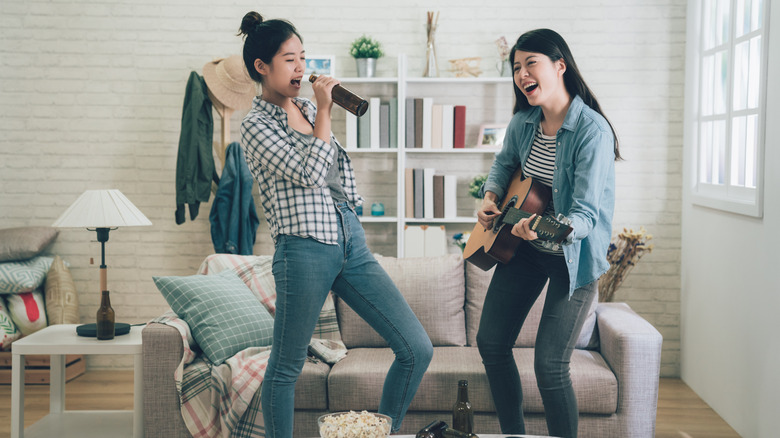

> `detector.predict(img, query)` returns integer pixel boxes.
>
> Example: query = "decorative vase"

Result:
[497,60,512,77]
[423,41,438,78]
[473,198,483,217]
[355,58,376,78]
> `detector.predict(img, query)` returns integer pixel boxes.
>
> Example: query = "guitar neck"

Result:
[501,207,536,225]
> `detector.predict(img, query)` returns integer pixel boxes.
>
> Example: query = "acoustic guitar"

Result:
[463,170,573,271]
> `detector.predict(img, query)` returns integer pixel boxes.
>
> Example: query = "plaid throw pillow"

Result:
[198,254,342,342]
[153,270,275,366]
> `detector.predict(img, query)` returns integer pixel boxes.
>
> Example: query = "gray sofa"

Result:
[143,253,662,437]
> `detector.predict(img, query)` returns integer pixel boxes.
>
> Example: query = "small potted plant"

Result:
[350,35,384,78]
[469,174,487,214]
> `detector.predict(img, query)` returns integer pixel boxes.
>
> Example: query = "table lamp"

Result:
[52,189,152,339]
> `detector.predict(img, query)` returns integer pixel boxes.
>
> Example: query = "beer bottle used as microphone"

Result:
[309,74,369,117]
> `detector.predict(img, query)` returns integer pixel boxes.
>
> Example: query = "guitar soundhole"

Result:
[493,195,518,235]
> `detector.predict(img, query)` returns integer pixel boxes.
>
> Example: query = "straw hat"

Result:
[202,55,257,111]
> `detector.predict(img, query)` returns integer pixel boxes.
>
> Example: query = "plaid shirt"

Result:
[241,97,363,245]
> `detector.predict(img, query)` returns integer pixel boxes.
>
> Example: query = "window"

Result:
[688,0,769,217]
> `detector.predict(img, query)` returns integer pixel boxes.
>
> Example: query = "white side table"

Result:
[11,324,143,438]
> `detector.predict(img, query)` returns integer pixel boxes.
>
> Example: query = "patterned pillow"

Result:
[0,226,59,262]
[0,298,21,350]
[6,289,48,336]
[198,254,341,342]
[45,255,80,324]
[0,256,54,294]
[153,270,275,366]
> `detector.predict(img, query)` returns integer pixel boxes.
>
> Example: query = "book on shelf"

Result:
[441,104,454,149]
[405,98,416,149]
[358,102,371,148]
[379,102,390,148]
[404,168,414,218]
[444,175,458,218]
[413,168,424,218]
[423,167,435,218]
[414,98,423,148]
[421,97,433,149]
[433,174,445,218]
[453,105,466,149]
[431,104,443,149]
[407,168,460,220]
[345,112,358,149]
[389,98,398,148]
[370,97,381,149]
[404,225,448,258]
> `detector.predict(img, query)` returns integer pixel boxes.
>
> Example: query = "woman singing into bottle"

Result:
[237,11,432,437]
[475,29,620,438]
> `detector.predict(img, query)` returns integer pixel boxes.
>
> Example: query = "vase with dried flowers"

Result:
[495,36,511,76]
[423,11,439,77]
[598,227,654,302]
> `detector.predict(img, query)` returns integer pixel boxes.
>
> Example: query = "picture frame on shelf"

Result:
[306,55,336,76]
[476,124,507,148]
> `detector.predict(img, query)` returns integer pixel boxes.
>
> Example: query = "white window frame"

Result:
[684,0,770,217]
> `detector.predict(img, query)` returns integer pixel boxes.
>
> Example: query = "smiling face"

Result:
[255,35,306,103]
[513,50,567,109]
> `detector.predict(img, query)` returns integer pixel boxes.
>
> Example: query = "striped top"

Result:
[523,124,563,255]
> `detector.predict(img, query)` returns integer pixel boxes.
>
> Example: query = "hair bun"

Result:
[238,11,263,37]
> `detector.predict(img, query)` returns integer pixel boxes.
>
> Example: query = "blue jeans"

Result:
[261,203,433,437]
[476,241,597,438]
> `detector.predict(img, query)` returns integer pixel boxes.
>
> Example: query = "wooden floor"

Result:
[0,372,740,437]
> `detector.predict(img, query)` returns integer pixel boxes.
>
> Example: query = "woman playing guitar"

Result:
[474,29,621,438]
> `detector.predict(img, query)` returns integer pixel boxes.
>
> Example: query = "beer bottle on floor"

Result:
[452,379,474,433]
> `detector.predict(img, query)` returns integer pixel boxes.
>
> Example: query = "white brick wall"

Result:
[0,0,685,375]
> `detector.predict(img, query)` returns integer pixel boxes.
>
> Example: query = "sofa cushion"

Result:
[0,226,58,262]
[153,270,275,366]
[0,256,54,294]
[328,347,617,415]
[294,359,331,410]
[336,254,466,348]
[198,254,342,343]
[465,261,598,349]
[45,255,80,325]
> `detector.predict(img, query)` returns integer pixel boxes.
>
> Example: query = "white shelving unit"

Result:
[328,54,513,257]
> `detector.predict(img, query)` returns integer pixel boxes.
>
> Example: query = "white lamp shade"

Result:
[52,189,152,228]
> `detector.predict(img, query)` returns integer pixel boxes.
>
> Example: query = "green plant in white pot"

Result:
[350,35,384,78]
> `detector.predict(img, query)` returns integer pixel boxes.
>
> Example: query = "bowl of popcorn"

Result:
[318,410,392,438]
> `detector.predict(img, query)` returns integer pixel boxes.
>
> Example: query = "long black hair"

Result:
[511,29,621,160]
[237,11,302,84]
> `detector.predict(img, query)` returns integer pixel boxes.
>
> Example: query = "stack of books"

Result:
[344,97,397,149]
[405,98,467,149]
[404,168,458,219]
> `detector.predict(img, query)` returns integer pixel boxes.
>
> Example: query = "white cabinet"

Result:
[318,55,514,257]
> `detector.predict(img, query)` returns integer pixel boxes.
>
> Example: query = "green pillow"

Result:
[153,270,275,365]
[0,256,54,294]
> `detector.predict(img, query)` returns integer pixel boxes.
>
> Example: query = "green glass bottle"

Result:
[452,379,474,433]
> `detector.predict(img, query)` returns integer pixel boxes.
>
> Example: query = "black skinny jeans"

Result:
[476,241,597,438]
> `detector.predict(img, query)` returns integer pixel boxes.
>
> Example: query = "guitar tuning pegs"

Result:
[556,213,572,226]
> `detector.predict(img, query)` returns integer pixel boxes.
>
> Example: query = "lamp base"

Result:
[75,322,131,337]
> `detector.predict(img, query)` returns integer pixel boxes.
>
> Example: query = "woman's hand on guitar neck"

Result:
[477,196,502,230]
[511,215,539,241]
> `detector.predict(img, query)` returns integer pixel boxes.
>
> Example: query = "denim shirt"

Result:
[481,95,615,296]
